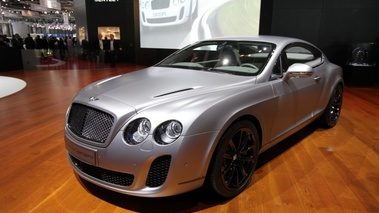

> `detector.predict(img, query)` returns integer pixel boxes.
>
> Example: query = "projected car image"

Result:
[139,0,198,29]
[65,36,344,198]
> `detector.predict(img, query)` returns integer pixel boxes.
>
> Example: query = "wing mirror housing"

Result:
[283,63,314,82]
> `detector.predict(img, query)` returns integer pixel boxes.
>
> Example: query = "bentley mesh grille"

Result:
[151,0,170,10]
[70,154,134,187]
[68,103,114,143]
[146,155,171,187]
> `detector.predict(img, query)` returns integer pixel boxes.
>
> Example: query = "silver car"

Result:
[65,36,343,198]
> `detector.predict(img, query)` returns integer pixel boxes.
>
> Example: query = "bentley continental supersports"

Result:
[65,36,343,198]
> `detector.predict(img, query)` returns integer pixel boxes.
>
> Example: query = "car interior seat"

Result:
[215,45,241,67]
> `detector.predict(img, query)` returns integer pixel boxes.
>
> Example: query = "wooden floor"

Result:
[0,59,378,213]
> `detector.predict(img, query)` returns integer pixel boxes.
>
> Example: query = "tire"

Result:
[319,84,343,128]
[206,120,260,198]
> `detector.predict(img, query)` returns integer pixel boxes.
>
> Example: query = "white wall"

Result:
[11,22,29,38]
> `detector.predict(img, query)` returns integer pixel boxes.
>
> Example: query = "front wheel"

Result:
[319,84,343,128]
[206,120,260,198]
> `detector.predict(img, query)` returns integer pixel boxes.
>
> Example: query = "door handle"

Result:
[314,76,321,82]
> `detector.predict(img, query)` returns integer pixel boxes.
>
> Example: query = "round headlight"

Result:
[173,0,179,6]
[154,120,183,145]
[124,118,151,145]
[166,121,182,138]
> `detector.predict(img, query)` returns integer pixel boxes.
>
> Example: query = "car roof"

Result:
[203,35,310,47]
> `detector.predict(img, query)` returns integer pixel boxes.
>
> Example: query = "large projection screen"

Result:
[139,0,261,49]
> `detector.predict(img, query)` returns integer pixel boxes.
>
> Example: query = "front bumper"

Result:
[140,6,190,27]
[65,128,220,197]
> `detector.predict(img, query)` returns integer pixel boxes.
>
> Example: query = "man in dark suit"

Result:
[93,33,105,68]
[24,34,36,49]
[107,34,122,68]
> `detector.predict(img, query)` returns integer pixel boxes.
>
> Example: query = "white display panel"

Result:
[139,0,261,49]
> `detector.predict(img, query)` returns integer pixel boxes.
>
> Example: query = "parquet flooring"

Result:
[0,59,378,212]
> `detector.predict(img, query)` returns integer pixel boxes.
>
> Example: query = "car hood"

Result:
[81,67,256,111]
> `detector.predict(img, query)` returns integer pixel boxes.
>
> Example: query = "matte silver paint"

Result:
[65,36,343,197]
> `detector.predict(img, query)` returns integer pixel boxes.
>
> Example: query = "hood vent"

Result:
[154,88,194,98]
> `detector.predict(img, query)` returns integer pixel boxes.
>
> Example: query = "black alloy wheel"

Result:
[320,84,343,128]
[206,120,259,198]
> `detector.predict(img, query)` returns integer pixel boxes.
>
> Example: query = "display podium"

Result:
[21,50,40,70]
[345,43,378,87]
[344,65,377,87]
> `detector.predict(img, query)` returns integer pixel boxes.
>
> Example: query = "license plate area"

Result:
[65,141,97,166]
[153,12,167,17]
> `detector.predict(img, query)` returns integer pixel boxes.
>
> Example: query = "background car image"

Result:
[139,0,262,50]
[140,0,198,30]
[65,36,343,198]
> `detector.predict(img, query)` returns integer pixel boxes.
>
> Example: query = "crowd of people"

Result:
[1,33,123,68]
[0,33,78,60]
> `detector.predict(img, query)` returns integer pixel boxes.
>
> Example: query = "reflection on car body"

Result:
[65,36,344,198]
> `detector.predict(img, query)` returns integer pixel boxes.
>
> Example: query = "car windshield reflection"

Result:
[157,40,275,76]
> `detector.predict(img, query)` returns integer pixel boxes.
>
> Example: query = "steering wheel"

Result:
[240,63,258,69]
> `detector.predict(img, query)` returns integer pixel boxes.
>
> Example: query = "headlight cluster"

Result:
[140,1,150,9]
[154,120,183,145]
[173,0,186,6]
[124,118,151,145]
[124,119,183,145]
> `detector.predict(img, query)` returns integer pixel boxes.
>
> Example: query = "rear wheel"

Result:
[206,120,259,198]
[319,84,343,128]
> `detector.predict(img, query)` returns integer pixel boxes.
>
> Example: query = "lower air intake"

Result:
[70,154,134,187]
[146,155,172,187]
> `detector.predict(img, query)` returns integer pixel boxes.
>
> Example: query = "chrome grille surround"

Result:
[67,103,114,144]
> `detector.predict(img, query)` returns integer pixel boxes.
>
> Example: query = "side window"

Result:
[284,44,323,67]
[271,53,289,80]
[271,43,323,80]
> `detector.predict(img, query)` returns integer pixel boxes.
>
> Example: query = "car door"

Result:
[269,43,324,141]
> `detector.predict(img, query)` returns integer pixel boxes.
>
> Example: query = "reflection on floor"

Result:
[37,58,66,68]
[1,57,146,98]
[0,76,27,98]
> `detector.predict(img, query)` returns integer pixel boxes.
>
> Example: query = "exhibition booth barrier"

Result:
[21,49,41,70]
[0,47,23,72]
[0,47,82,72]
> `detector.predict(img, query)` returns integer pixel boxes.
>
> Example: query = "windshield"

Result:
[156,40,275,76]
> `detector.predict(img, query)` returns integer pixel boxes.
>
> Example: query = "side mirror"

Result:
[283,63,314,82]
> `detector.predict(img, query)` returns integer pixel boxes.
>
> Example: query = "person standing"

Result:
[48,36,57,58]
[35,35,42,49]
[41,36,49,58]
[66,36,73,58]
[93,33,105,69]
[24,34,36,49]
[0,35,8,47]
[81,38,89,59]
[11,34,23,49]
[57,38,66,60]
[103,36,109,63]
[35,35,43,57]
[108,34,122,68]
